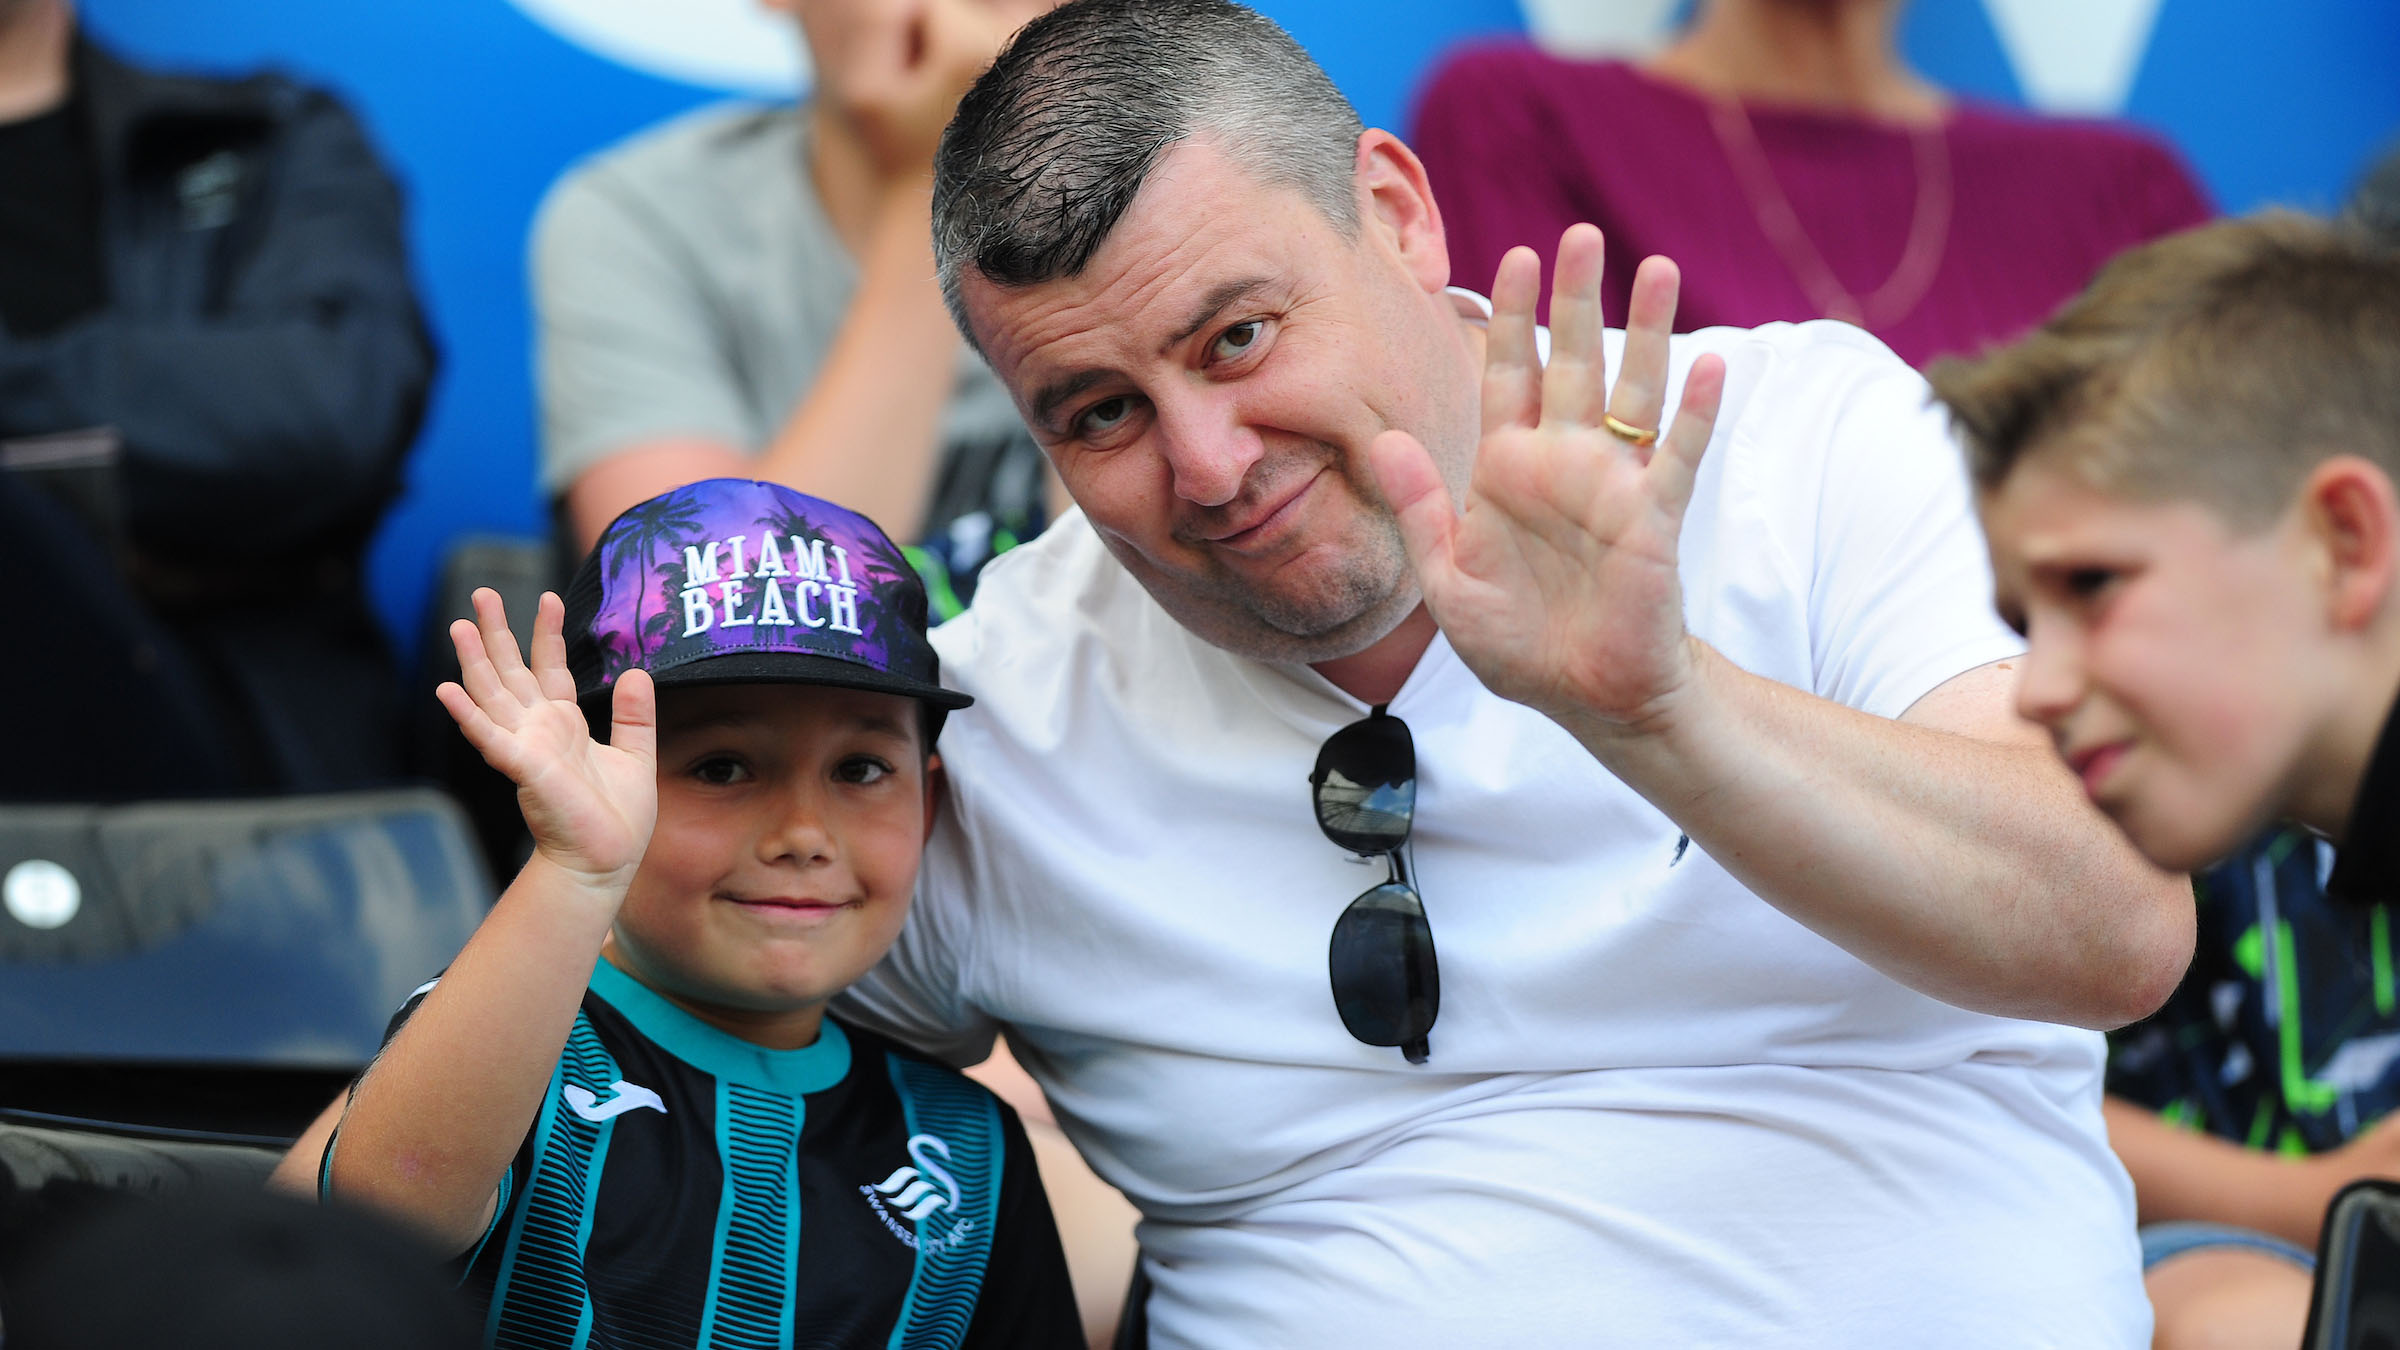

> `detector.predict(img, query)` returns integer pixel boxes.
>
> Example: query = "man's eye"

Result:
[1076,395,1133,438]
[693,756,749,786]
[1210,320,1264,362]
[837,756,893,786]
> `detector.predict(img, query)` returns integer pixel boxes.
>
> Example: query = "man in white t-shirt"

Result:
[838,2,2195,1345]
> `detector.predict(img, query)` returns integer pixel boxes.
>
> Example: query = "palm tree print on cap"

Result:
[569,479,955,705]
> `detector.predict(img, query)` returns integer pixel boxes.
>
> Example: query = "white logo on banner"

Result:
[1982,0,2167,115]
[504,0,808,96]
[1516,0,1684,56]
[1518,0,2167,115]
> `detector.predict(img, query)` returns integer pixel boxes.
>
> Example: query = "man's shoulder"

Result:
[1667,319,1975,613]
[927,515,1240,800]
[932,514,1147,686]
[541,100,800,227]
[1675,319,1930,454]
[1679,316,1912,374]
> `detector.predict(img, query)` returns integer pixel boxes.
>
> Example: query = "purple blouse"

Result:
[1409,45,2212,366]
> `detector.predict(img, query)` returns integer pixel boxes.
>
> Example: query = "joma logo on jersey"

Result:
[859,1133,977,1252]
[561,1080,666,1123]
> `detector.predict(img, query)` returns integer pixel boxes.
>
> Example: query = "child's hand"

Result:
[436,589,657,891]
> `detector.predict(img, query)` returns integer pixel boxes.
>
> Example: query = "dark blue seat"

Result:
[0,789,490,1136]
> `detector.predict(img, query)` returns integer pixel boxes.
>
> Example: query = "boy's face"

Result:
[1980,458,2332,873]
[607,682,932,1044]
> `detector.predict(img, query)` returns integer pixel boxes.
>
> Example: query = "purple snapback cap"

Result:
[563,478,971,714]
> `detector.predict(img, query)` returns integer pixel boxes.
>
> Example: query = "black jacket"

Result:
[0,31,433,558]
[0,32,435,793]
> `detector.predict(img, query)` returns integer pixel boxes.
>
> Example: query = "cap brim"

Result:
[588,650,972,712]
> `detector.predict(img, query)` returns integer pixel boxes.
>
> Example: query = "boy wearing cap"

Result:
[1931,214,2400,1348]
[320,479,1080,1349]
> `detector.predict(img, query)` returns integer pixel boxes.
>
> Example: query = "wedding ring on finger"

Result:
[1602,413,1659,447]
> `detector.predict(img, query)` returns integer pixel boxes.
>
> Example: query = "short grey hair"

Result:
[932,0,1364,341]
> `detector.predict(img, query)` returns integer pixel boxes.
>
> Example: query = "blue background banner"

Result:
[73,0,2400,659]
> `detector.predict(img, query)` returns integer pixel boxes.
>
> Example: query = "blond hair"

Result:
[1927,212,2400,527]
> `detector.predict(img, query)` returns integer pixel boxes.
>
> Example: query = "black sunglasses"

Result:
[1309,704,1438,1064]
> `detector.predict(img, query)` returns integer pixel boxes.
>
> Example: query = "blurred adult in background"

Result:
[0,0,433,798]
[535,0,1060,617]
[1409,0,2210,367]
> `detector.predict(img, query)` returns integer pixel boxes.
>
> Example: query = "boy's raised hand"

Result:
[436,588,657,889]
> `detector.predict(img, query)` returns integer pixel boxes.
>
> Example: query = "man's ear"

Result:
[2303,456,2400,631]
[1353,129,1449,296]
[923,752,947,846]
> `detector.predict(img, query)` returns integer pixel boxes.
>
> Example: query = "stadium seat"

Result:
[0,1113,281,1197]
[0,789,491,1137]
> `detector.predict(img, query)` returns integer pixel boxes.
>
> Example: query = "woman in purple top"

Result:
[1409,0,2210,367]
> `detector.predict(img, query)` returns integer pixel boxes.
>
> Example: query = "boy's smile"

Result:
[1980,459,2332,872]
[601,682,934,1048]
[720,893,856,924]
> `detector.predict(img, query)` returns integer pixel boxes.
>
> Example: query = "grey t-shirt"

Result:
[532,102,1041,605]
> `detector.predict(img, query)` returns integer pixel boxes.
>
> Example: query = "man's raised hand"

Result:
[435,588,658,890]
[1369,225,1726,737]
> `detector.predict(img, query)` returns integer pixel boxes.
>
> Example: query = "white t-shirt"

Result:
[840,320,2146,1348]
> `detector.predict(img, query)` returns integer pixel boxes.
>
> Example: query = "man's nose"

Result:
[1155,389,1265,509]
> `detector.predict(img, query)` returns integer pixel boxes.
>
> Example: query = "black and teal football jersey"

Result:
[346,959,1079,1350]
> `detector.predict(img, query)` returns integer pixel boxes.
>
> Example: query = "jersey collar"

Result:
[589,958,852,1094]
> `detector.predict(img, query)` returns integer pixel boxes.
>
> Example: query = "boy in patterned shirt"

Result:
[321,478,1080,1349]
[1934,213,2400,1350]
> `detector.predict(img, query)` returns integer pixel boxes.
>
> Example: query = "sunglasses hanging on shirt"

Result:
[1310,704,1439,1064]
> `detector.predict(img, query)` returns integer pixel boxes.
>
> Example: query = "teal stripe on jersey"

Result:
[457,1168,515,1290]
[488,1014,623,1350]
[885,1056,1003,1350]
[697,1081,803,1350]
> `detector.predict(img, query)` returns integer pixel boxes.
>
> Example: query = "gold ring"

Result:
[1603,413,1659,447]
